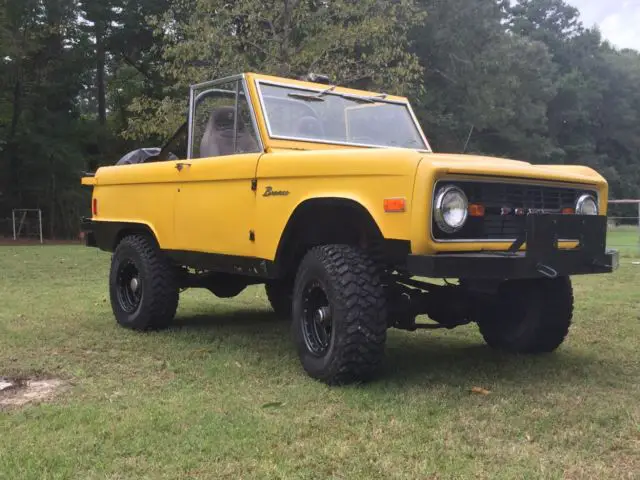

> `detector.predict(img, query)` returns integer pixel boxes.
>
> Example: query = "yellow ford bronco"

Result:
[81,73,618,385]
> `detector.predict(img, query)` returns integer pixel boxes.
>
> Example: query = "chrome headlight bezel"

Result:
[576,194,599,215]
[434,185,469,233]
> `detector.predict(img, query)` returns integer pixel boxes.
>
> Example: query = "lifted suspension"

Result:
[386,276,473,331]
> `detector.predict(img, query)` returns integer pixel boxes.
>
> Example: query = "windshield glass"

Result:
[257,82,429,150]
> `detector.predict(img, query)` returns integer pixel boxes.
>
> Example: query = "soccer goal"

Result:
[12,209,43,244]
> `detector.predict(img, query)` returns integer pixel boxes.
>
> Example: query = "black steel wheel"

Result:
[473,277,573,354]
[292,245,387,385]
[115,259,142,313]
[109,234,179,330]
[300,281,332,355]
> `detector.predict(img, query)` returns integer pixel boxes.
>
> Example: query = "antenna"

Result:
[462,125,474,153]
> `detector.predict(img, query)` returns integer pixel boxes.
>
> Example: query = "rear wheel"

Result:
[473,277,573,353]
[292,245,387,385]
[109,235,179,330]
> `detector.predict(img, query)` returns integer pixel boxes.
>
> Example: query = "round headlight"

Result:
[434,186,468,233]
[576,194,598,215]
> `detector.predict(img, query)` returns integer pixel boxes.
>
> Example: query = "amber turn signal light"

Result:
[468,204,485,217]
[384,198,406,213]
[562,208,574,214]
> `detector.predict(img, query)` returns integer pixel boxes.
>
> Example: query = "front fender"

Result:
[254,148,423,260]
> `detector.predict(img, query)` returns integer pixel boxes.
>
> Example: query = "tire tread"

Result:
[477,277,573,353]
[110,234,178,330]
[295,245,387,385]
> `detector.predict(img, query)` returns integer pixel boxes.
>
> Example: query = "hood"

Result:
[267,147,606,187]
[422,153,606,187]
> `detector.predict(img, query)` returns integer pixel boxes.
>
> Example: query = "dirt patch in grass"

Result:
[0,377,68,410]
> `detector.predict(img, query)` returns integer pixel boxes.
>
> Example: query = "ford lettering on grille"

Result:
[433,181,595,241]
[500,207,553,216]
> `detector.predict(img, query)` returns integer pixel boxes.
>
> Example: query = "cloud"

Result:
[569,0,640,50]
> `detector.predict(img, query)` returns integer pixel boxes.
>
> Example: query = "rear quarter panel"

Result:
[89,161,180,249]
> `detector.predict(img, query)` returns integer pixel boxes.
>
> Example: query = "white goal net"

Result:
[12,209,43,244]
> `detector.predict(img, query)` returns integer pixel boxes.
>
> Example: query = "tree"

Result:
[3,0,640,238]
[412,0,557,162]
[507,0,582,59]
[126,0,426,139]
[0,0,94,237]
[78,0,120,125]
[507,0,640,199]
[79,0,174,126]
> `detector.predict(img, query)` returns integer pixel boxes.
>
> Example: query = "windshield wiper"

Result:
[288,92,382,103]
[288,85,336,102]
[341,95,380,104]
[288,88,388,104]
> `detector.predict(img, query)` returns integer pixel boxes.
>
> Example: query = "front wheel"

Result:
[292,245,388,385]
[109,234,179,330]
[473,277,574,354]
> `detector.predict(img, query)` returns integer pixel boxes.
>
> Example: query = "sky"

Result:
[569,0,640,50]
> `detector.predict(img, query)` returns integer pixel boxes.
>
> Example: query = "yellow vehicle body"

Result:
[82,72,618,385]
[81,72,613,280]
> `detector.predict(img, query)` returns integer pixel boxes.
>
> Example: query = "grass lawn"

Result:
[608,227,640,258]
[0,246,638,479]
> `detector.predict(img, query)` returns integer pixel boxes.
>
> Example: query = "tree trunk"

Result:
[49,156,56,239]
[6,67,23,205]
[9,77,21,140]
[279,0,292,74]
[96,20,107,125]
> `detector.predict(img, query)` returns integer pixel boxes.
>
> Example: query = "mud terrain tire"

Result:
[109,235,179,330]
[292,245,388,385]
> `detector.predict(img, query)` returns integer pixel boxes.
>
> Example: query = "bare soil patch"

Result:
[0,377,67,409]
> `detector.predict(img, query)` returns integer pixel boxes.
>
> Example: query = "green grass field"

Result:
[1,246,638,479]
[608,227,640,258]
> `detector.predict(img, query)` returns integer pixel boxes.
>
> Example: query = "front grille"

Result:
[433,180,596,241]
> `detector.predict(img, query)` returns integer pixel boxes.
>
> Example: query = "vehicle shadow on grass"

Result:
[173,310,286,331]
[380,332,625,390]
[168,309,623,390]
[165,310,299,368]
[170,309,293,348]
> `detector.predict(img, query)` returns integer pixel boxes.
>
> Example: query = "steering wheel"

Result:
[296,116,325,138]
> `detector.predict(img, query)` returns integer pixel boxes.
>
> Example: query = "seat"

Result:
[199,106,259,158]
[297,116,325,138]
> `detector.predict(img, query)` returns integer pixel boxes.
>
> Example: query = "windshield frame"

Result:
[254,79,432,152]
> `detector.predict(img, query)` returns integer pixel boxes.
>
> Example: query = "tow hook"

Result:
[536,263,558,279]
[591,259,614,269]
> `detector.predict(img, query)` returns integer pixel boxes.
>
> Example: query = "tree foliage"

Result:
[126,0,426,139]
[412,0,557,161]
[1,0,640,237]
